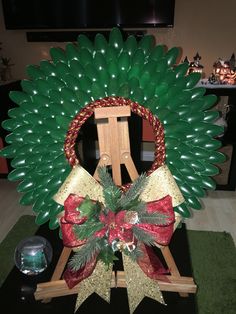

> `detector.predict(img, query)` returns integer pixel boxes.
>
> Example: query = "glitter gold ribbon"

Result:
[53,165,104,205]
[54,164,184,209]
[122,253,165,314]
[74,260,113,312]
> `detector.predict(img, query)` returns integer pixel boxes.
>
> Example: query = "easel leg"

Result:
[161,246,189,297]
[41,247,72,303]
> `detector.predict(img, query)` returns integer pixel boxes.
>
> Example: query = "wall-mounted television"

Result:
[2,0,175,30]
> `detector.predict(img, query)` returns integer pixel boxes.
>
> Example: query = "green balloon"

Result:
[125,35,137,56]
[9,90,31,105]
[17,179,34,193]
[175,203,191,218]
[49,216,60,230]
[91,82,106,100]
[186,89,203,102]
[174,62,189,79]
[189,160,205,172]
[93,52,107,71]
[19,190,35,205]
[149,45,165,61]
[0,144,17,158]
[190,184,206,197]
[35,210,50,225]
[65,42,80,61]
[109,27,123,52]
[155,82,169,97]
[107,79,119,96]
[200,176,216,190]
[5,132,23,144]
[11,155,26,168]
[27,65,45,80]
[184,72,201,89]
[185,195,202,209]
[118,51,131,72]
[8,167,28,181]
[40,60,57,76]
[69,60,85,78]
[117,71,128,86]
[59,73,79,92]
[94,33,108,54]
[155,58,168,74]
[75,90,91,107]
[165,47,179,66]
[21,80,37,95]
[95,71,108,90]
[179,183,194,196]
[163,71,176,86]
[1,118,20,131]
[128,64,142,79]
[203,163,220,176]
[139,72,151,89]
[132,49,145,65]
[203,110,219,122]
[32,93,50,107]
[35,79,51,96]
[117,83,130,98]
[78,48,93,66]
[77,34,94,53]
[208,151,226,163]
[167,158,185,169]
[60,87,77,102]
[56,115,72,129]
[50,47,67,64]
[78,76,93,94]
[130,87,144,103]
[84,64,99,82]
[54,62,70,78]
[138,35,155,56]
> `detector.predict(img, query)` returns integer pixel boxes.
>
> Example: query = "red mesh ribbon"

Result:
[137,243,169,281]
[63,254,98,289]
[60,194,88,247]
[137,195,175,246]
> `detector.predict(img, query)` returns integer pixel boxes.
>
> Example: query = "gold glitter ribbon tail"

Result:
[122,253,166,314]
[75,261,112,312]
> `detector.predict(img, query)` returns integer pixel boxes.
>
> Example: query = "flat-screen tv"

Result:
[2,0,175,30]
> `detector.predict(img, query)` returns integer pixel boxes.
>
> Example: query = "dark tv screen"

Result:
[2,0,175,30]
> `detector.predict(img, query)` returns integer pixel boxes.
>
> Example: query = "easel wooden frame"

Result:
[34,106,197,302]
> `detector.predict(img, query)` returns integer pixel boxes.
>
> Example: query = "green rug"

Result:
[187,230,236,314]
[0,215,236,314]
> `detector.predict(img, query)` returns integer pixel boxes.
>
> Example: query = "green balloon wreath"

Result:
[0,28,225,230]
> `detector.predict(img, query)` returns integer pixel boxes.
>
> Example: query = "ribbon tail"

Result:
[63,255,97,289]
[75,261,113,312]
[122,253,166,314]
[137,243,170,282]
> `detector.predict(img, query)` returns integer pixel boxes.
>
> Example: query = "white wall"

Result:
[1,0,236,80]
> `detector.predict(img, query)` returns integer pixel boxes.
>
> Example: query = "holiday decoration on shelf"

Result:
[208,54,236,85]
[57,166,176,312]
[0,27,225,233]
[184,52,204,77]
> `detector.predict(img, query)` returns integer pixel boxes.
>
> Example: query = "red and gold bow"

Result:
[61,193,175,288]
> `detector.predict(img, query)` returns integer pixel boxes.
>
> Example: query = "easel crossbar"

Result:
[34,271,197,300]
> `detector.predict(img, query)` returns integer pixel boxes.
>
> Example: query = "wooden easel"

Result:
[34,106,196,302]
